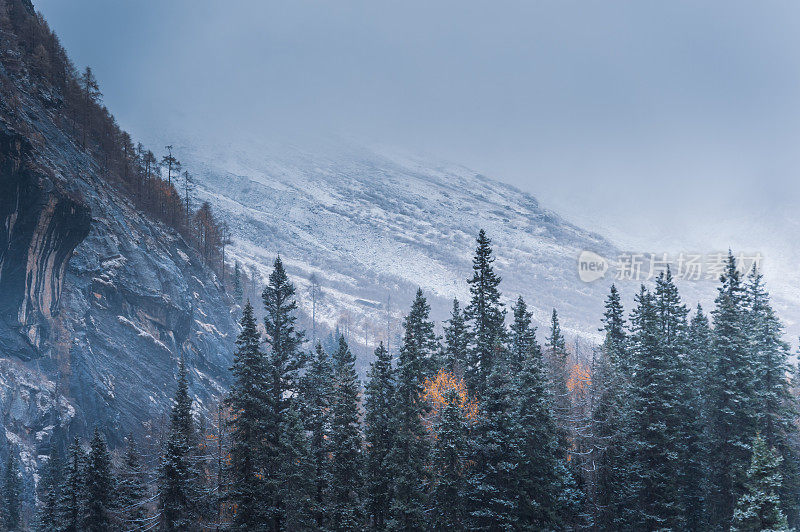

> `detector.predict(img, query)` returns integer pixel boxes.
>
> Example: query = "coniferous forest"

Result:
[1,0,800,531]
[12,230,798,531]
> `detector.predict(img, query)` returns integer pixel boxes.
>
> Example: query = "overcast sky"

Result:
[33,0,800,286]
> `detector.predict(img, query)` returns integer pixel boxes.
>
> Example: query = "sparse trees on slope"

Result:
[78,66,101,149]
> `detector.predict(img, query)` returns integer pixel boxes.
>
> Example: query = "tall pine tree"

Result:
[84,428,114,532]
[388,289,436,531]
[300,342,335,530]
[227,301,270,530]
[546,308,571,457]
[618,283,683,530]
[159,358,198,531]
[364,342,394,530]
[592,284,627,530]
[330,335,364,531]
[707,253,760,529]
[464,230,506,395]
[116,438,147,528]
[261,256,306,531]
[746,267,800,524]
[430,388,469,530]
[465,355,519,530]
[36,445,62,531]
[57,438,86,532]
[513,296,580,530]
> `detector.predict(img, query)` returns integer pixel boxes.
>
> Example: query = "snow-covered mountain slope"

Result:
[176,140,621,349]
[179,139,800,351]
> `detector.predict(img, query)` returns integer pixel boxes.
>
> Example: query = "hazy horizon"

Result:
[33,0,800,294]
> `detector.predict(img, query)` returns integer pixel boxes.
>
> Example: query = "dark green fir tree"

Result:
[388,290,436,531]
[330,335,364,531]
[159,358,198,531]
[84,428,114,532]
[227,301,270,530]
[364,342,394,530]
[732,433,789,532]
[464,230,506,395]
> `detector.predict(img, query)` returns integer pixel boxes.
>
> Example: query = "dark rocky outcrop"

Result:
[0,128,91,358]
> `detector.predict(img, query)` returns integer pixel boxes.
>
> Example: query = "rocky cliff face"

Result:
[0,128,91,358]
[0,83,238,475]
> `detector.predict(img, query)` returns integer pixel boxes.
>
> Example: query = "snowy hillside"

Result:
[174,140,622,350]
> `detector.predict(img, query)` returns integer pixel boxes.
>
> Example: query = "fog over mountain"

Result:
[31,0,800,343]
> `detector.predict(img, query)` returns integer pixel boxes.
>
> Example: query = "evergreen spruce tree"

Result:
[464,230,506,395]
[688,303,714,531]
[84,428,114,531]
[747,267,800,524]
[707,253,760,528]
[618,283,683,530]
[159,358,198,531]
[655,268,703,530]
[443,299,469,375]
[116,438,147,528]
[300,342,335,530]
[513,297,580,530]
[280,402,315,531]
[546,308,571,456]
[330,335,364,531]
[3,449,21,531]
[57,438,86,532]
[430,388,469,530]
[364,342,394,530]
[227,301,270,530]
[592,284,627,530]
[508,296,539,374]
[465,356,519,530]
[732,434,790,532]
[261,256,307,531]
[388,290,436,531]
[36,445,63,531]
